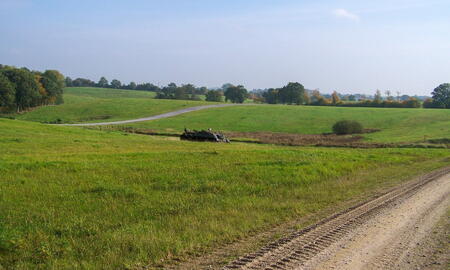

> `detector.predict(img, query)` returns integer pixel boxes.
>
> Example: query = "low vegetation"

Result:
[0,118,448,269]
[332,120,363,135]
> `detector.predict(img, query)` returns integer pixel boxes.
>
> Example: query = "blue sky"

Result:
[1,0,449,95]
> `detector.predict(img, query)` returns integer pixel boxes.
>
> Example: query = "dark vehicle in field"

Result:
[181,128,230,143]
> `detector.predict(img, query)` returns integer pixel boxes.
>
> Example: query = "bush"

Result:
[332,120,363,135]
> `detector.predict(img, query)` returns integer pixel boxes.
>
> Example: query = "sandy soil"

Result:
[222,168,450,270]
[303,173,449,270]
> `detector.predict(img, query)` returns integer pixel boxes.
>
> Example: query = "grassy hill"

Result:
[125,105,450,143]
[1,118,449,269]
[9,87,210,124]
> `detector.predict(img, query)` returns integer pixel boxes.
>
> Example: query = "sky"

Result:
[1,0,449,95]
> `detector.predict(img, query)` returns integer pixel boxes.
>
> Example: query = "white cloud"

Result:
[332,9,360,22]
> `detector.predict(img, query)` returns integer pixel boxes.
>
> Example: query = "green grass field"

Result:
[126,105,450,143]
[9,87,210,124]
[1,118,449,269]
[6,88,448,143]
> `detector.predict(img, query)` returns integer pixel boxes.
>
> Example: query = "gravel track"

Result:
[224,167,450,270]
[61,103,252,126]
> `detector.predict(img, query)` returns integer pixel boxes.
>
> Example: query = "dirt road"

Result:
[224,168,450,270]
[62,103,253,126]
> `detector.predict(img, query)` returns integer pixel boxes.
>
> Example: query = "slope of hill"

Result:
[9,87,210,124]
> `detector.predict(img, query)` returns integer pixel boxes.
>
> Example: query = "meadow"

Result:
[1,118,449,269]
[9,87,210,124]
[125,105,450,143]
[7,87,449,143]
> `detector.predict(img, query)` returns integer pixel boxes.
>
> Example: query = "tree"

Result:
[156,83,177,99]
[221,83,234,91]
[385,90,393,101]
[374,90,382,103]
[348,95,356,101]
[72,78,95,87]
[423,98,441,109]
[311,90,322,103]
[175,86,189,100]
[331,91,340,105]
[303,92,311,105]
[136,83,159,92]
[224,85,248,103]
[402,98,420,108]
[205,90,223,102]
[182,84,196,95]
[127,82,137,90]
[2,68,41,112]
[110,79,122,89]
[189,93,201,101]
[400,95,410,101]
[0,66,66,112]
[0,73,15,110]
[262,88,279,104]
[278,82,305,105]
[197,87,208,95]
[41,70,65,104]
[309,90,329,105]
[65,76,73,87]
[97,77,109,88]
[34,74,48,104]
[431,83,450,108]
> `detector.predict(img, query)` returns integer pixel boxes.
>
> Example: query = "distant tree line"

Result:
[64,76,251,103]
[0,64,65,113]
[65,76,225,102]
[155,83,207,101]
[63,74,450,108]
[256,83,450,109]
[65,76,161,92]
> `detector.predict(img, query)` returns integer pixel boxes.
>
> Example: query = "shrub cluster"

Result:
[0,65,65,113]
[333,120,363,135]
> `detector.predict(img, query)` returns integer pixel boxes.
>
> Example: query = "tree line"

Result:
[62,74,450,108]
[0,65,65,113]
[64,76,251,103]
[257,83,449,109]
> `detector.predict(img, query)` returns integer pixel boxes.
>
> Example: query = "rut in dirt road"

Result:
[223,167,450,270]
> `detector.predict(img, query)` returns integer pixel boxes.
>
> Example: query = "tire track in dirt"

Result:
[223,167,450,270]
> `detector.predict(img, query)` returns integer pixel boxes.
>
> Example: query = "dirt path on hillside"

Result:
[61,103,254,126]
[223,168,450,270]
